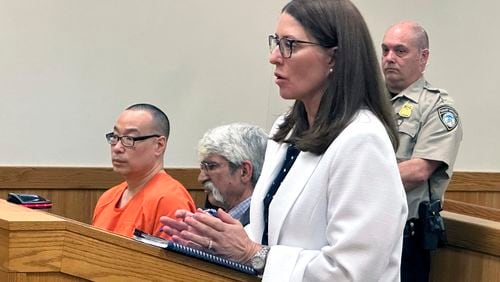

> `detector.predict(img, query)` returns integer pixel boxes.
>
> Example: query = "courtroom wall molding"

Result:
[0,166,202,190]
[0,167,498,192]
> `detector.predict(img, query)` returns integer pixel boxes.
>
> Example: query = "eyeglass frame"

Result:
[105,132,161,148]
[200,160,240,174]
[268,34,325,58]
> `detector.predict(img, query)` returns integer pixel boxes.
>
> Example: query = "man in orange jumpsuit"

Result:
[93,103,195,239]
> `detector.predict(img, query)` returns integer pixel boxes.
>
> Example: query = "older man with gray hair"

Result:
[198,123,267,226]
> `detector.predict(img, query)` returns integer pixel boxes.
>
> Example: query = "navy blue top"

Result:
[261,144,300,245]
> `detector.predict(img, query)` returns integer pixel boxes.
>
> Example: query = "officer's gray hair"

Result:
[198,123,268,186]
[410,22,429,50]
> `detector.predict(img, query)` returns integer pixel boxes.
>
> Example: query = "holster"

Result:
[418,199,447,250]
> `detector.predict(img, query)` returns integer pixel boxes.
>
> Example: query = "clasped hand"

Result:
[159,208,260,263]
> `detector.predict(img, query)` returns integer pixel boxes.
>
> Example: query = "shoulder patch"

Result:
[437,106,459,131]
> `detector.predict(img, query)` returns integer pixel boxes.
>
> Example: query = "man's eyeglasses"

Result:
[268,34,323,58]
[105,132,160,148]
[200,161,222,173]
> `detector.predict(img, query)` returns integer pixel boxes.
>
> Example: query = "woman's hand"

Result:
[159,209,198,247]
[165,208,261,263]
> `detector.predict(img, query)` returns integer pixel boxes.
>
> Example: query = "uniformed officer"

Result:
[381,21,463,282]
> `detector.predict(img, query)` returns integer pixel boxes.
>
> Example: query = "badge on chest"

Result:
[398,102,413,118]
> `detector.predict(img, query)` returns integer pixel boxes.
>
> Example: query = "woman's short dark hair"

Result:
[272,0,398,154]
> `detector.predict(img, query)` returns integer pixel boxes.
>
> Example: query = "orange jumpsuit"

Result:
[93,171,196,239]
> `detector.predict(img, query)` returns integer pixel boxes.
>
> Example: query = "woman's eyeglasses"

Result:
[268,34,323,58]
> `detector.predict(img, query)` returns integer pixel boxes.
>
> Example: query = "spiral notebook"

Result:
[133,229,257,276]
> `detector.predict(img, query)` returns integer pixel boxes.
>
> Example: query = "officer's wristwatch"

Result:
[250,245,270,275]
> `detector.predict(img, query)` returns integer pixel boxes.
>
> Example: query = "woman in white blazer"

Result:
[160,0,408,281]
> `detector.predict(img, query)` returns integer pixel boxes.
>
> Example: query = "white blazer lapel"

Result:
[267,151,323,245]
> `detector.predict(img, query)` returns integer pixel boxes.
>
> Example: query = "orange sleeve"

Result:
[151,185,196,239]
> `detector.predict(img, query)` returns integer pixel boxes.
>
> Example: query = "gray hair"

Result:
[392,21,429,50]
[412,23,429,50]
[198,123,268,186]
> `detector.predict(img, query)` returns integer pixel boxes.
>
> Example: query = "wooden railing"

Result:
[1,167,499,280]
[0,166,204,224]
[443,199,500,222]
[430,198,500,281]
[0,167,499,223]
[430,211,500,281]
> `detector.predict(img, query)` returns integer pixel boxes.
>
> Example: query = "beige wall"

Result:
[0,0,498,171]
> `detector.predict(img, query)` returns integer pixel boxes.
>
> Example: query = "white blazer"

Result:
[247,110,408,282]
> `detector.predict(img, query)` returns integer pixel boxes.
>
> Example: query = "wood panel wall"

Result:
[446,172,500,209]
[0,167,499,224]
[0,167,205,224]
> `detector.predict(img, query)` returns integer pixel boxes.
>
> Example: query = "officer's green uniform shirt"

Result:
[391,76,463,219]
